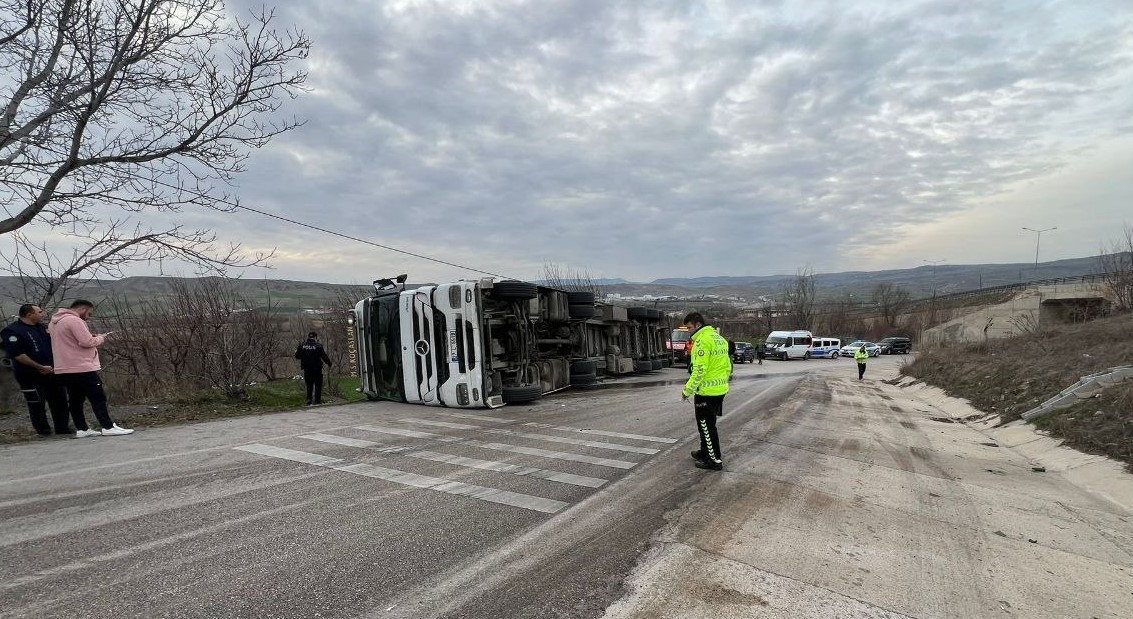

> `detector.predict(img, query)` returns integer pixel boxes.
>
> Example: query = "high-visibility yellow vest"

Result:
[854,348,869,362]
[683,325,731,397]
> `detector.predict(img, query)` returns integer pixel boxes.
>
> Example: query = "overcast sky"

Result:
[154,0,1133,283]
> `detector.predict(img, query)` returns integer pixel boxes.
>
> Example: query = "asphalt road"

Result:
[4,354,1129,618]
[0,357,820,619]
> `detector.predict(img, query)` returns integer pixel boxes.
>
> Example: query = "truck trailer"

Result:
[350,275,673,408]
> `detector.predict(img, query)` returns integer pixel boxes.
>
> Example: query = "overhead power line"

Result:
[143,177,514,279]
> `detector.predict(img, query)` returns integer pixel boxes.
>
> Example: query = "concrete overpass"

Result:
[923,277,1112,344]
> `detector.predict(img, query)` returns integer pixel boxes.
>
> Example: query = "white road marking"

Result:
[406,418,480,430]
[300,433,378,448]
[521,423,678,444]
[461,440,638,470]
[480,429,660,454]
[297,435,608,488]
[434,412,513,424]
[409,450,607,488]
[355,424,459,441]
[235,445,567,514]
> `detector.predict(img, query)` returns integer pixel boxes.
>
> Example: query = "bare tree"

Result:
[872,282,912,328]
[0,0,308,283]
[1098,224,1133,312]
[541,263,605,299]
[779,267,817,330]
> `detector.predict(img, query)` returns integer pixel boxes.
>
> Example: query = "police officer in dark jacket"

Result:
[2,304,70,436]
[295,331,332,405]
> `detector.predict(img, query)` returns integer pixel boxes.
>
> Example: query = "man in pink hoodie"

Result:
[50,300,133,437]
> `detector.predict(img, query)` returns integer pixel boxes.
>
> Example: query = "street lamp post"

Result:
[1022,226,1056,280]
[923,259,945,296]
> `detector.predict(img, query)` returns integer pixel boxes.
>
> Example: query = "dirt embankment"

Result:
[902,311,1133,470]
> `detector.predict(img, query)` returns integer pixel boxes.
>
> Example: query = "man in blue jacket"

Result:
[2,305,71,436]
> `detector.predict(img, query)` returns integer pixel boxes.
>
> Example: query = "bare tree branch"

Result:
[1098,223,1133,312]
[1,0,309,235]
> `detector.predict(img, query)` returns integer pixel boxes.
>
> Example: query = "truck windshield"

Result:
[766,336,788,345]
[670,330,690,343]
[369,295,405,402]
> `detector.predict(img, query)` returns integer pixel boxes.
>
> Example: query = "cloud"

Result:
[40,0,1133,284]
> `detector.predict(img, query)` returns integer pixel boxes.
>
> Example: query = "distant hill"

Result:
[637,255,1109,300]
[0,254,1116,313]
[0,276,376,313]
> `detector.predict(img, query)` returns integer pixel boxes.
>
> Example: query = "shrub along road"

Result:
[0,357,1129,618]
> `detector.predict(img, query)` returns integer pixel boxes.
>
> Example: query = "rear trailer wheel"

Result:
[569,303,596,318]
[501,385,542,404]
[570,372,598,386]
[634,359,653,373]
[566,291,596,305]
[570,360,597,375]
[651,359,663,370]
[491,281,538,301]
[627,307,651,320]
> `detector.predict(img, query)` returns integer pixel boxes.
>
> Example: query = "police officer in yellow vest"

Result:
[681,312,731,471]
[854,345,869,380]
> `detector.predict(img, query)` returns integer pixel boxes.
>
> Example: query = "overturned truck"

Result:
[351,276,673,408]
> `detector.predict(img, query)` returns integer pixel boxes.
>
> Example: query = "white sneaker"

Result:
[101,424,134,436]
[75,429,100,438]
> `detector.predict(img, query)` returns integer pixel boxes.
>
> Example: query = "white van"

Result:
[809,337,842,359]
[764,330,813,360]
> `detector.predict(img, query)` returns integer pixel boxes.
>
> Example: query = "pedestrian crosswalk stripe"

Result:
[296,434,608,488]
[435,412,513,424]
[460,440,638,470]
[405,418,480,430]
[235,444,567,514]
[480,429,661,454]
[300,433,378,448]
[521,423,678,444]
[355,424,460,441]
[409,450,607,488]
[352,424,640,469]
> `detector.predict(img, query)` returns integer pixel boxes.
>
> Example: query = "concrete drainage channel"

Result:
[1020,365,1133,421]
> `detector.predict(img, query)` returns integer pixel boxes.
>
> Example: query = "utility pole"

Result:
[1022,226,1056,280]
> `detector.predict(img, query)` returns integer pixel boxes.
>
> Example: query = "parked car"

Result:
[810,337,842,359]
[878,336,912,354]
[839,341,881,357]
[732,341,756,363]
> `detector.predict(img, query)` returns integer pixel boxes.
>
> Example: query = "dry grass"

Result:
[903,311,1133,470]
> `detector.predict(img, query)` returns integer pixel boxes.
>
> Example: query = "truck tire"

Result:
[491,281,538,301]
[633,359,653,373]
[647,309,663,321]
[501,385,542,404]
[569,303,596,318]
[651,359,663,370]
[627,307,651,320]
[570,360,597,375]
[567,291,595,305]
[569,372,598,386]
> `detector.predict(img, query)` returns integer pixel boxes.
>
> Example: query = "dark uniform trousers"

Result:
[693,394,725,464]
[304,369,324,404]
[16,372,70,435]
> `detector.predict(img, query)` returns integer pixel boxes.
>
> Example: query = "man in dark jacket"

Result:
[2,304,71,436]
[295,331,332,405]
